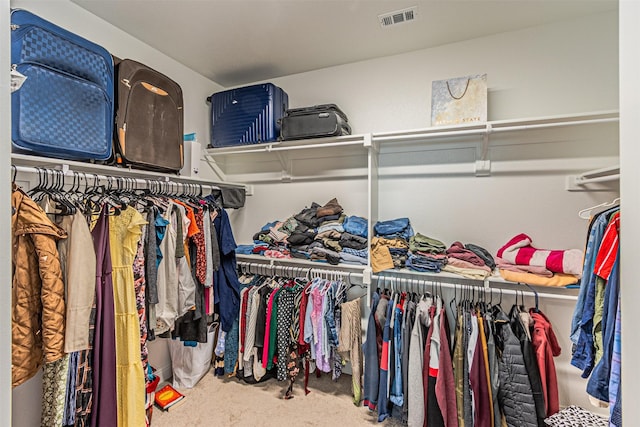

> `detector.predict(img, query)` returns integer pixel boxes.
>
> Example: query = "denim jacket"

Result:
[570,207,618,345]
[586,254,620,401]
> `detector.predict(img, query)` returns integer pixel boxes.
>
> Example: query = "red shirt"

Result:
[594,212,620,280]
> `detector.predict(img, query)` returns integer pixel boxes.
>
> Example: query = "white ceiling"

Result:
[71,0,616,87]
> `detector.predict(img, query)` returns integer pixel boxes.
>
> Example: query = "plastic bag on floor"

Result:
[169,323,217,389]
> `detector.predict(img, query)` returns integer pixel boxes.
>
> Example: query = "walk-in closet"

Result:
[2,0,639,426]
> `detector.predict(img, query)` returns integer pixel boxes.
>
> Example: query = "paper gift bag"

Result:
[431,74,487,126]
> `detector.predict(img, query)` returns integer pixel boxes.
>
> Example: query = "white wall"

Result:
[620,1,639,426]
[230,10,619,415]
[1,0,13,425]
[9,1,224,425]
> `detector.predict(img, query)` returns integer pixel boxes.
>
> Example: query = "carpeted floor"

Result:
[151,367,401,426]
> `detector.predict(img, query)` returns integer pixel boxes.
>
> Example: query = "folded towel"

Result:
[495,256,553,277]
[497,233,583,276]
[499,269,579,287]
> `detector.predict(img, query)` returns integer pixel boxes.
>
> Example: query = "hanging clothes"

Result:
[436,304,457,427]
[401,298,416,423]
[494,305,538,427]
[230,270,362,404]
[41,354,70,427]
[571,208,621,420]
[133,220,150,385]
[509,304,546,427]
[377,292,395,422]
[154,202,179,335]
[337,298,363,405]
[109,206,147,427]
[425,298,444,427]
[212,205,242,334]
[38,196,97,427]
[407,295,431,427]
[529,308,561,417]
[90,206,117,427]
[11,185,67,388]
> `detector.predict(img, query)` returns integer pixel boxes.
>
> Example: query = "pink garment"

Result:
[446,257,492,273]
[261,290,279,368]
[268,222,288,243]
[264,249,291,259]
[311,287,330,372]
[496,234,583,276]
[495,256,554,277]
[204,286,214,315]
[446,241,486,267]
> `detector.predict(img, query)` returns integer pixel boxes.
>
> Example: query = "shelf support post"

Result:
[475,123,492,177]
[203,153,228,182]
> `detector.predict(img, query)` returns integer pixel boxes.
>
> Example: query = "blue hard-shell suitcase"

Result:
[208,83,288,148]
[11,9,114,161]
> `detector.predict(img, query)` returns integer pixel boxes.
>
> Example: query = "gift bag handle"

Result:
[447,78,471,100]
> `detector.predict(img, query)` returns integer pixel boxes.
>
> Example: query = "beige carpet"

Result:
[151,368,401,426]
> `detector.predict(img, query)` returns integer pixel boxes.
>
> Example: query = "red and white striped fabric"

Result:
[496,233,583,276]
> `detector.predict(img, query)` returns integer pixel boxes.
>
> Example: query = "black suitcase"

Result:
[279,104,351,141]
[114,58,184,172]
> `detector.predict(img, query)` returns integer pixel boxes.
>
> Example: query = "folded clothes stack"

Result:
[442,241,495,279]
[370,218,414,272]
[406,233,447,273]
[495,233,583,287]
[370,218,497,280]
[237,198,369,266]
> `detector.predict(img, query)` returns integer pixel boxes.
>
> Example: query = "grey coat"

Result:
[494,308,538,427]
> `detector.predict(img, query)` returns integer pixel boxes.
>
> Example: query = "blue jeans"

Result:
[344,215,368,238]
[374,218,411,237]
[406,254,444,273]
[390,303,404,407]
[325,284,339,346]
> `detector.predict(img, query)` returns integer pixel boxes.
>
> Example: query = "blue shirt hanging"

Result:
[211,205,241,333]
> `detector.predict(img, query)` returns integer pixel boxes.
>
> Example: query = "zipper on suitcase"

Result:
[14,62,112,159]
[18,61,111,102]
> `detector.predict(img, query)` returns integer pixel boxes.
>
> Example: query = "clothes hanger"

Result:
[51,169,77,215]
[450,283,458,315]
[523,283,540,313]
[414,279,421,303]
[578,197,620,220]
[27,167,47,201]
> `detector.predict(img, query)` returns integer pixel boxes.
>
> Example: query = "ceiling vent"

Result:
[378,6,417,28]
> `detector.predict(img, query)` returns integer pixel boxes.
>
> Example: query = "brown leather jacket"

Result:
[12,185,67,387]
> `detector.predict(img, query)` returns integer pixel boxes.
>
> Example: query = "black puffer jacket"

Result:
[493,307,538,427]
[510,305,547,427]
